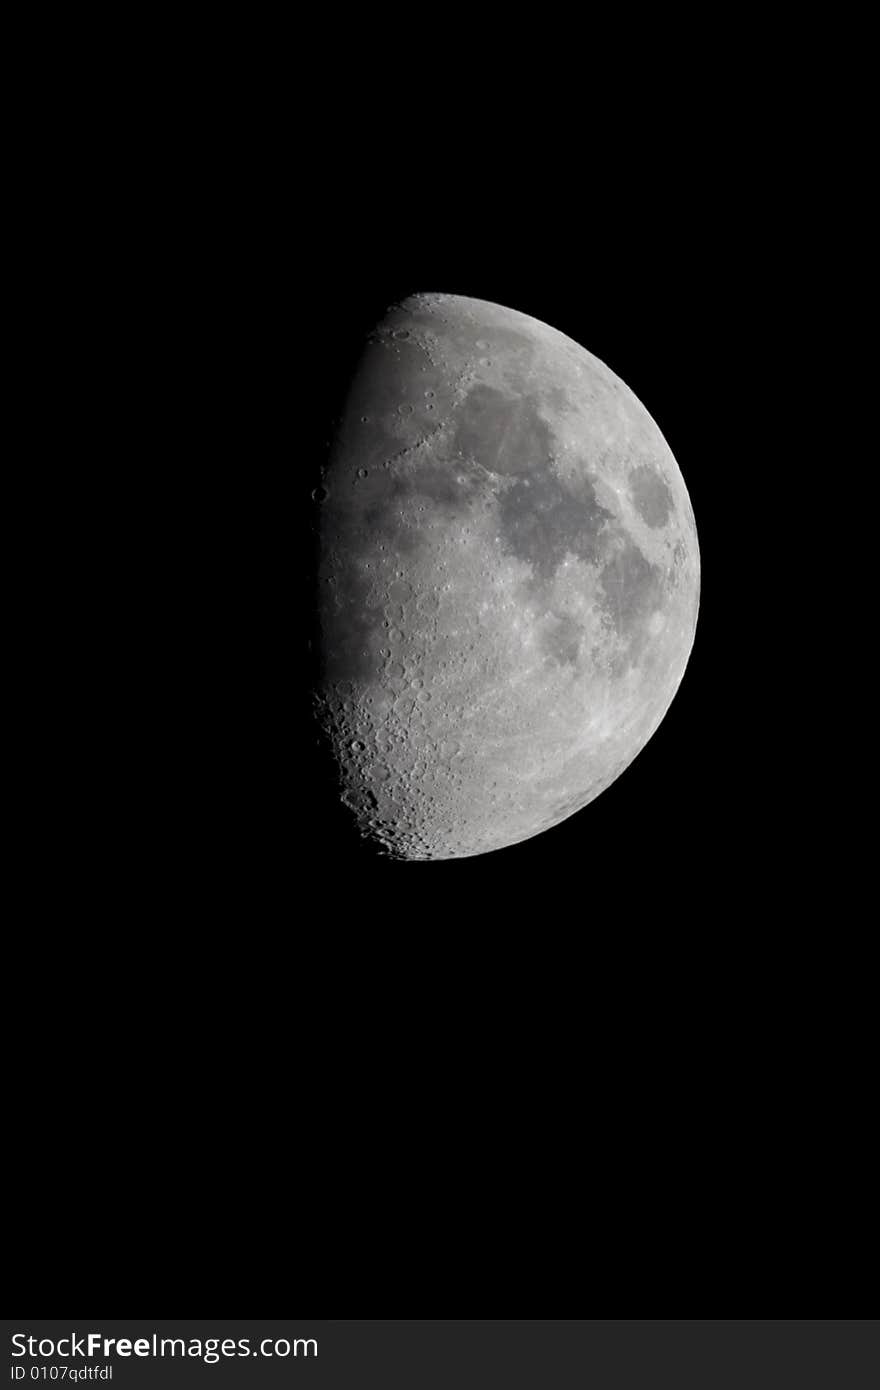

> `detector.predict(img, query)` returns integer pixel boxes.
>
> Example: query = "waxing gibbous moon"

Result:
[315,292,700,860]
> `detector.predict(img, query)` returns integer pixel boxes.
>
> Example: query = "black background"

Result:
[12,65,867,1327]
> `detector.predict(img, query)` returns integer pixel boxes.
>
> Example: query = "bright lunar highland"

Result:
[315,293,700,860]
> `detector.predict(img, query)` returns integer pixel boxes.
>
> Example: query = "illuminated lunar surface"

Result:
[315,293,700,860]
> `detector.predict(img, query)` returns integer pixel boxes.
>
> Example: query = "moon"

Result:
[315,292,699,860]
